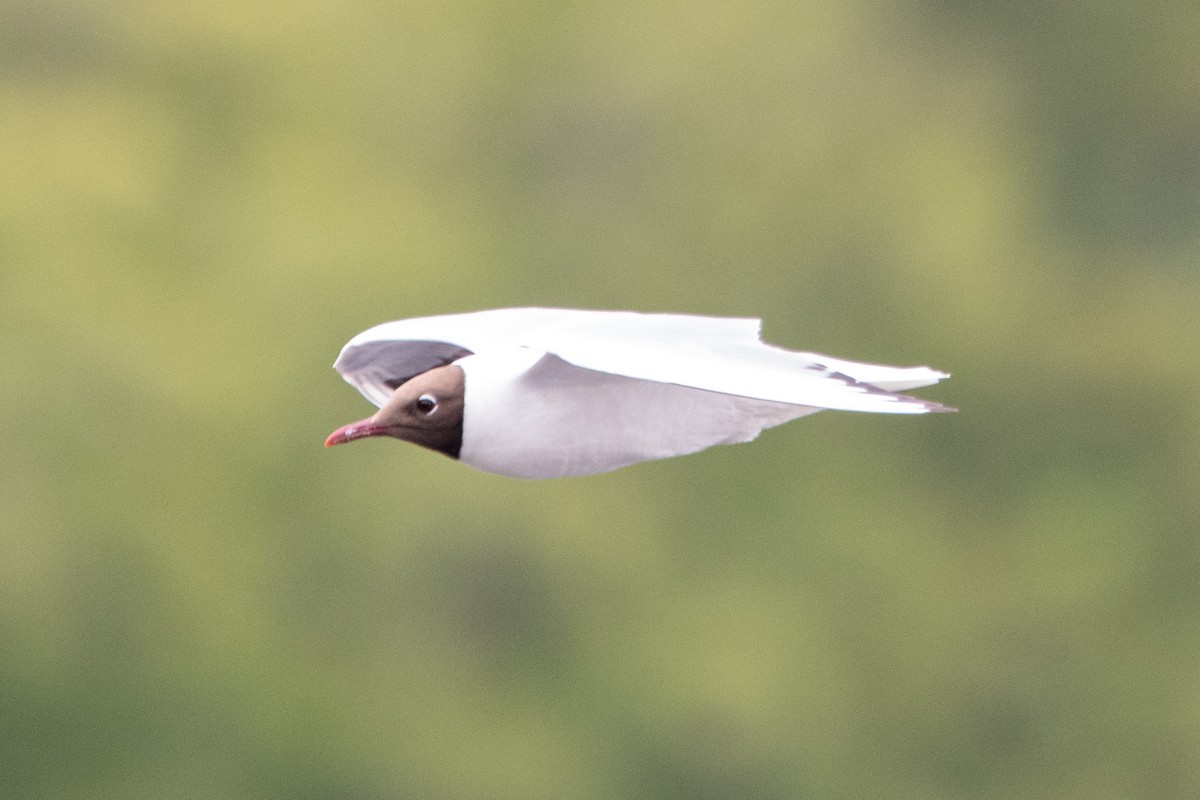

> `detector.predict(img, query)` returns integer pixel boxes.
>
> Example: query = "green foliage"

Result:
[3,1,1199,797]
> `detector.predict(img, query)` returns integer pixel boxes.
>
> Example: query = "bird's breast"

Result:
[456,349,814,478]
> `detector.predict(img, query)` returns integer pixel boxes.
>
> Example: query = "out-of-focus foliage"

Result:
[2,1,1199,798]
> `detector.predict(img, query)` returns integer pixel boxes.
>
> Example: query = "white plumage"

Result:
[328,308,953,478]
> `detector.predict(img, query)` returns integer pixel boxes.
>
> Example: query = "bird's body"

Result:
[326,308,953,478]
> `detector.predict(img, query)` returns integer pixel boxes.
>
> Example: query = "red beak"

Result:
[324,418,386,447]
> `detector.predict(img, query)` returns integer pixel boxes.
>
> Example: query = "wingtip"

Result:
[881,388,956,414]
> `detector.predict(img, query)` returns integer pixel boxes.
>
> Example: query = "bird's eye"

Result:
[416,395,437,414]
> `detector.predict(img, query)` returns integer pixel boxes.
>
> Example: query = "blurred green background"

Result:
[3,1,1199,798]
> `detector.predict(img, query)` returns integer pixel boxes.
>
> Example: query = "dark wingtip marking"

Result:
[806,364,955,413]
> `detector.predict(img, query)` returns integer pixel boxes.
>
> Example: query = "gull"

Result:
[325,308,953,478]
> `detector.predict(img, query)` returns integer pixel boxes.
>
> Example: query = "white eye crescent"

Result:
[416,394,438,414]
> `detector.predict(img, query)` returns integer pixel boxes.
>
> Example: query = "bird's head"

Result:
[324,364,465,458]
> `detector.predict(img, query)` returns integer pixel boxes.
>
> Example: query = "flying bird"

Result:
[325,308,954,479]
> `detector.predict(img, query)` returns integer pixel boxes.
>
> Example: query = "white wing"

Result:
[510,310,952,414]
[334,307,952,413]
